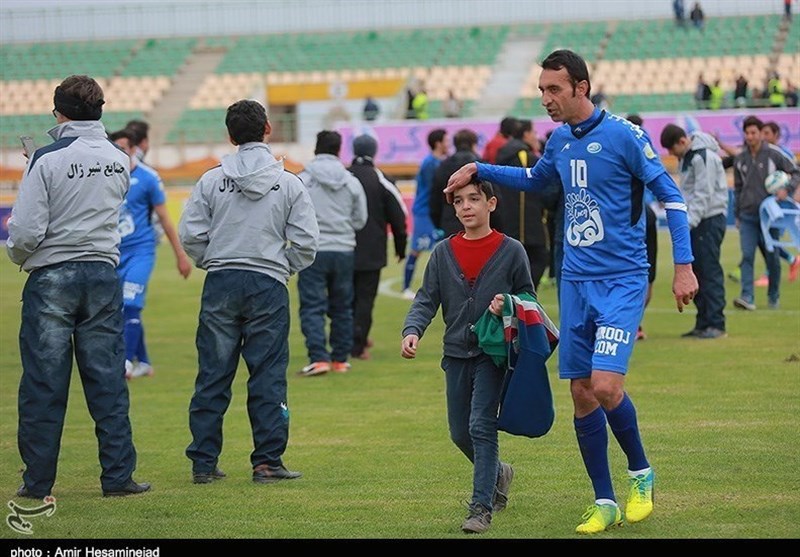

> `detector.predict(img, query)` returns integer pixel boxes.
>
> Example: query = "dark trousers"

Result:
[524,244,549,292]
[692,214,727,331]
[186,270,290,473]
[297,251,355,363]
[18,262,136,495]
[352,269,381,357]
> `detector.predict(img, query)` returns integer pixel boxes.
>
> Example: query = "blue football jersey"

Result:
[413,153,441,217]
[480,110,686,280]
[118,163,165,250]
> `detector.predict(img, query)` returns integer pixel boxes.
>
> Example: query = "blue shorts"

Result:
[558,275,647,378]
[117,243,155,310]
[411,214,443,253]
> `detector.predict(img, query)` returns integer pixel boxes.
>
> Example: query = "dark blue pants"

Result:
[691,214,727,331]
[186,270,291,473]
[18,261,136,495]
[297,251,355,363]
[443,354,505,510]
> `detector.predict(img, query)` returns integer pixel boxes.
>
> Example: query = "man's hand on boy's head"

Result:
[444,162,478,203]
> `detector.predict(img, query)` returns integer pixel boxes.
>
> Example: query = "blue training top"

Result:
[118,163,165,250]
[477,109,692,281]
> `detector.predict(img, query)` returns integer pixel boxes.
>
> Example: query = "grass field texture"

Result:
[0,229,798,540]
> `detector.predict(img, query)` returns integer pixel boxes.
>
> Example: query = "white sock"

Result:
[596,498,617,507]
[628,467,651,478]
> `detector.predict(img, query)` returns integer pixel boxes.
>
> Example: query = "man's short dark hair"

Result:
[108,128,135,144]
[453,129,478,152]
[626,113,644,127]
[427,128,446,150]
[742,115,764,131]
[511,119,532,140]
[659,123,687,150]
[125,119,150,146]
[763,121,781,138]
[315,130,342,156]
[226,100,268,145]
[541,49,592,98]
[499,116,517,137]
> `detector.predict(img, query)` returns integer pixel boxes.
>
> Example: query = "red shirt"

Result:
[482,133,509,164]
[450,230,504,285]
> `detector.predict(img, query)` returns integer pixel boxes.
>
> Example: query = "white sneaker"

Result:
[402,289,416,300]
[131,362,154,378]
[125,360,134,379]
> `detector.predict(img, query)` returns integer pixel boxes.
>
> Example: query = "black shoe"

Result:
[252,464,302,484]
[16,485,49,500]
[102,479,151,497]
[193,468,226,484]
[681,328,701,338]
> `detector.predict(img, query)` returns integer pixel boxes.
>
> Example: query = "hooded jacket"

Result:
[677,131,729,228]
[299,154,368,251]
[7,120,130,272]
[179,142,319,284]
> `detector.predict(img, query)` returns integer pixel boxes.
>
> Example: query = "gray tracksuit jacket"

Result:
[402,235,534,358]
[179,142,319,284]
[677,131,729,228]
[298,154,368,251]
[6,120,130,272]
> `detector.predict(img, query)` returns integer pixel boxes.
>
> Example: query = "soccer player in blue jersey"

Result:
[110,129,192,379]
[445,49,699,534]
[402,128,448,299]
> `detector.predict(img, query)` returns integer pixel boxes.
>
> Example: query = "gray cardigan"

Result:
[402,234,534,358]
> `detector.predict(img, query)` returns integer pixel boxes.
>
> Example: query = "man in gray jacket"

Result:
[661,124,729,338]
[7,75,149,498]
[296,130,368,376]
[179,100,319,484]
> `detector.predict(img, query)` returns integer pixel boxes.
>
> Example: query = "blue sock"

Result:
[604,392,649,472]
[403,254,418,290]
[136,322,150,365]
[575,406,615,502]
[123,306,143,363]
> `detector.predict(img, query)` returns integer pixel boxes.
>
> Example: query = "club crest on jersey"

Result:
[565,188,605,247]
[587,142,602,154]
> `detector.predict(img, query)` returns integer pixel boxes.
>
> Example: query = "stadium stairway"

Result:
[474,36,544,116]
[148,45,227,147]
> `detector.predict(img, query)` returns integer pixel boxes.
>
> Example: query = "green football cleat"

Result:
[575,503,624,534]
[626,469,654,523]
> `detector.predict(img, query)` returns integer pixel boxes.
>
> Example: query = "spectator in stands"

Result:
[482,116,516,164]
[296,131,368,377]
[785,81,798,107]
[785,0,793,21]
[734,74,749,108]
[626,114,658,341]
[768,72,785,107]
[673,0,687,28]
[708,79,724,110]
[405,86,417,119]
[590,85,611,111]
[660,123,728,339]
[694,73,711,109]
[444,89,463,118]
[109,129,192,379]
[403,129,449,299]
[494,118,549,290]
[7,74,149,499]
[348,134,408,360]
[412,85,429,120]
[362,96,380,121]
[690,2,705,31]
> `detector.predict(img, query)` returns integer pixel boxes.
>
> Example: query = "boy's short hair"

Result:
[108,128,135,144]
[742,115,764,131]
[465,175,495,200]
[660,123,687,150]
[763,121,781,138]
[226,100,268,145]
